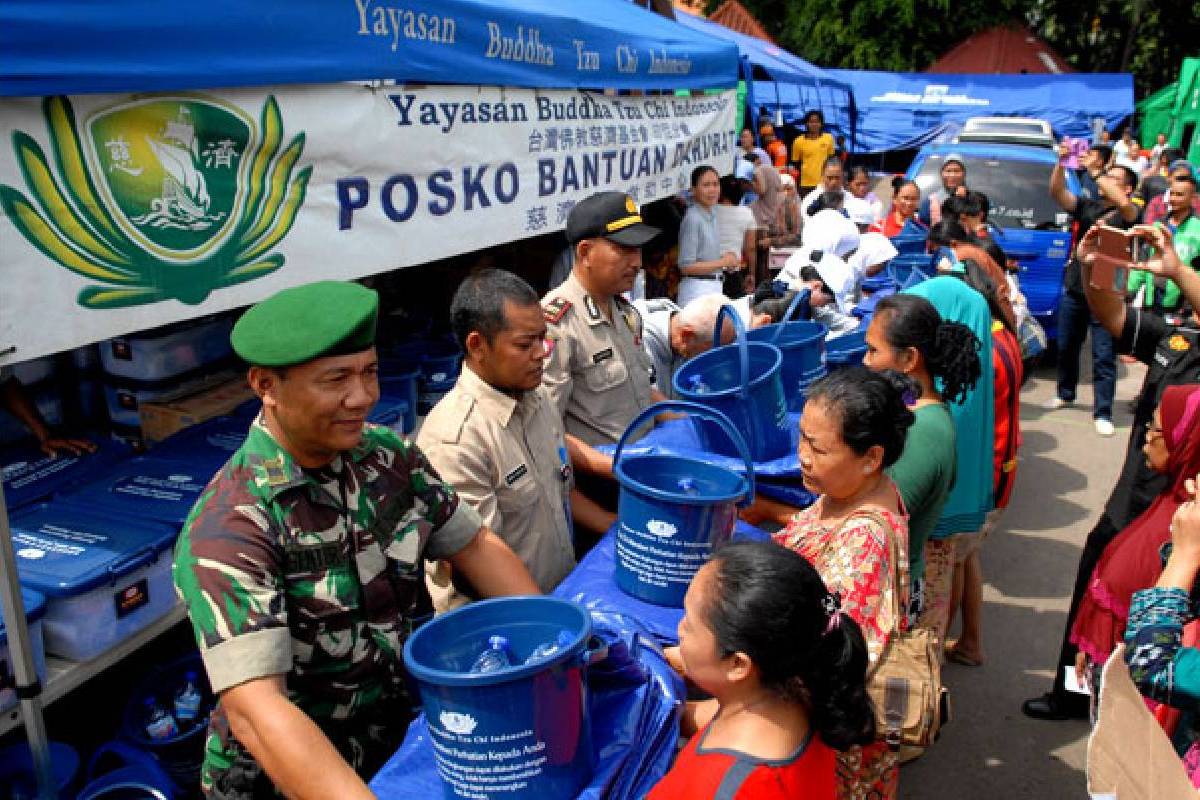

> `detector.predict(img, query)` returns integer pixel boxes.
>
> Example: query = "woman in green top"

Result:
[864,294,982,621]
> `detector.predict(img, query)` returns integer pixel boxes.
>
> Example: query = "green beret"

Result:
[232,281,378,367]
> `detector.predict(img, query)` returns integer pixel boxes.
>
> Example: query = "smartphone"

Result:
[1090,225,1132,294]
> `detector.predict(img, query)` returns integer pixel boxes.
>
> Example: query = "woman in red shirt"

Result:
[870,178,925,238]
[652,541,875,799]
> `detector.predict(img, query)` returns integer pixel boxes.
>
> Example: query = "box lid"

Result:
[2,439,132,512]
[55,456,213,527]
[0,588,47,646]
[10,504,177,597]
[149,416,250,473]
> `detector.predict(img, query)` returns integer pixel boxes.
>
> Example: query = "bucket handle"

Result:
[710,304,750,400]
[579,635,609,669]
[84,740,174,789]
[613,400,755,507]
[766,288,812,344]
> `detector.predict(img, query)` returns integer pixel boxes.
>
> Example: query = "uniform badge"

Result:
[504,464,529,485]
[625,196,638,214]
[543,298,571,324]
[1170,334,1191,352]
[592,348,614,364]
[584,295,602,321]
[262,457,290,486]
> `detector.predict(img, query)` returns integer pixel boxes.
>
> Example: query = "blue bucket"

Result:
[120,652,213,793]
[613,401,755,607]
[78,741,177,800]
[672,305,790,462]
[0,741,80,799]
[745,291,827,414]
[380,358,421,433]
[403,597,606,800]
[824,329,868,371]
[395,339,463,385]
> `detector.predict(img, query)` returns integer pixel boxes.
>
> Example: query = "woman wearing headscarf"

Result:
[904,276,994,644]
[751,165,800,248]
[849,232,898,284]
[1073,385,1200,686]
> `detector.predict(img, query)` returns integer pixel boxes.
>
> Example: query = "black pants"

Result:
[1048,514,1121,700]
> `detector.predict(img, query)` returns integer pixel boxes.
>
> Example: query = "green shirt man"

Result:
[173,281,538,799]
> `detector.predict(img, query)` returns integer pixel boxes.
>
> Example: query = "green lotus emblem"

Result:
[0,95,312,308]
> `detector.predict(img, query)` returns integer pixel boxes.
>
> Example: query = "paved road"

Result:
[902,358,1145,798]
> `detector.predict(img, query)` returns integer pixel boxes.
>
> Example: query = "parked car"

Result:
[907,142,1080,342]
[954,116,1056,149]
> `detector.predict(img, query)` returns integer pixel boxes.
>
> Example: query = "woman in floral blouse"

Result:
[774,366,916,799]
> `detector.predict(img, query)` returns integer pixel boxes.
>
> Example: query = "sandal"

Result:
[945,646,983,667]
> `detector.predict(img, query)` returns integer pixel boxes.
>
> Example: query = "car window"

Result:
[914,155,1065,230]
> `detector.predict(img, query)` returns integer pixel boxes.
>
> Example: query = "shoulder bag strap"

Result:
[834,509,903,681]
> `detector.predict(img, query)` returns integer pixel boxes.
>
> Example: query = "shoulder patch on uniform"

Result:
[543,298,571,324]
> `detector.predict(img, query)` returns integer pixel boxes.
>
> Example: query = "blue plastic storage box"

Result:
[10,504,179,661]
[149,416,250,473]
[0,588,47,713]
[101,316,234,382]
[1,439,131,511]
[103,370,223,429]
[56,457,212,528]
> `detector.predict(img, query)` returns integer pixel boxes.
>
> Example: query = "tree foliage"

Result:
[722,0,1200,98]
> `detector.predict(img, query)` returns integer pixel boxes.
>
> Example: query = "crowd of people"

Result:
[2,113,1165,798]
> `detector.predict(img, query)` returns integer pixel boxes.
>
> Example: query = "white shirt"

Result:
[715,204,756,263]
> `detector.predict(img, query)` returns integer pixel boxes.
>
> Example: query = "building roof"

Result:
[673,0,776,44]
[926,24,1075,75]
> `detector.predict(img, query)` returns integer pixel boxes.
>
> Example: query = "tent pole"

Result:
[0,489,55,799]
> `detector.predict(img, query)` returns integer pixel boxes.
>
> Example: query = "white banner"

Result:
[0,83,737,362]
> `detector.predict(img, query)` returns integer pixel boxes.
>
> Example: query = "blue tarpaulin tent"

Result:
[673,12,856,142]
[0,0,740,96]
[828,70,1133,153]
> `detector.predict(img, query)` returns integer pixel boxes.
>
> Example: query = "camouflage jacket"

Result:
[173,416,481,794]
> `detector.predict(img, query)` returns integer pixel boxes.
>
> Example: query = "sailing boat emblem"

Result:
[0,94,311,307]
[88,98,250,257]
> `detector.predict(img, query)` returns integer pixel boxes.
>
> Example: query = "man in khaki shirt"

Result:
[419,269,587,611]
[541,191,663,448]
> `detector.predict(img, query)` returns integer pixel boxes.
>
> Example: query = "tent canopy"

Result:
[830,70,1132,153]
[1138,81,1179,145]
[673,11,855,140]
[0,0,740,96]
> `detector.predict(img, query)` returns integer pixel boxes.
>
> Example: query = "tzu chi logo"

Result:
[646,519,677,538]
[0,95,312,308]
[439,710,478,735]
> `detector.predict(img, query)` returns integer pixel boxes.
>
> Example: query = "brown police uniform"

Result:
[417,367,576,611]
[540,273,654,447]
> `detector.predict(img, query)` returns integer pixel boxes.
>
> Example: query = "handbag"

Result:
[839,511,949,757]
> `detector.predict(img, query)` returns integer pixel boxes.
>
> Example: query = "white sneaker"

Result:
[1095,418,1116,437]
[1043,397,1071,410]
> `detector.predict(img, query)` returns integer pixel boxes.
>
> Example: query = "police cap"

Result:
[565,191,660,247]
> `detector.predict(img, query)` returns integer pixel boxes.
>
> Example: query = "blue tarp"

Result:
[672,13,856,141]
[0,0,740,97]
[824,70,1134,154]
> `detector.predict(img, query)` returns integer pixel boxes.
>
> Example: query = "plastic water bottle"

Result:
[470,635,514,674]
[144,697,178,740]
[688,374,710,395]
[174,671,204,725]
[524,630,574,665]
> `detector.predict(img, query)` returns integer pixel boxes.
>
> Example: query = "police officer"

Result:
[418,269,612,611]
[541,191,663,447]
[634,293,732,398]
[173,281,538,799]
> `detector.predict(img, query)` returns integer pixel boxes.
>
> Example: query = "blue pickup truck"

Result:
[906,142,1080,342]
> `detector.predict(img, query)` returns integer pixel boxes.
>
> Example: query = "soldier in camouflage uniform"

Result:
[173,281,539,799]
